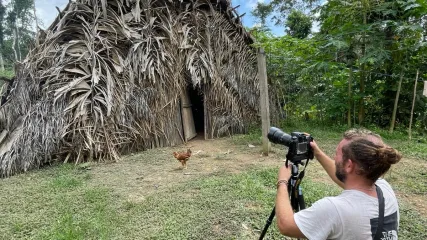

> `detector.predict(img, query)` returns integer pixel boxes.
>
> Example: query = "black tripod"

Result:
[259,158,310,240]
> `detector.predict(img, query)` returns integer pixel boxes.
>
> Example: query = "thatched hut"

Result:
[0,0,260,177]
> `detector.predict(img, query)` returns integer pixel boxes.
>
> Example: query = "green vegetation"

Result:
[0,69,14,78]
[1,123,426,239]
[1,166,424,239]
[252,0,427,137]
[236,120,427,160]
[0,0,36,70]
[0,165,119,240]
[0,69,14,88]
[0,1,426,239]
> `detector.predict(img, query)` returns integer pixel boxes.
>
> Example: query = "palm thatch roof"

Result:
[0,0,259,178]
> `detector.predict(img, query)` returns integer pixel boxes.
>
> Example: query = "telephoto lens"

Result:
[267,127,292,147]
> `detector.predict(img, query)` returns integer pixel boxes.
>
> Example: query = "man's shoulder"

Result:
[296,197,339,216]
[376,178,390,185]
[310,196,341,212]
[376,178,396,194]
[376,178,399,215]
[320,190,377,212]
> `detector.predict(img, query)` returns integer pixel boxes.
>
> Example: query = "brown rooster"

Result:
[172,149,192,169]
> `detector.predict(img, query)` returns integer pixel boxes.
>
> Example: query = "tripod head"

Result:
[268,127,314,166]
[259,128,314,240]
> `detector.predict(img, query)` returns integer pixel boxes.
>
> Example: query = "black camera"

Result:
[267,127,314,164]
[260,127,314,240]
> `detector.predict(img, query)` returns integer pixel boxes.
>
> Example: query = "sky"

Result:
[35,0,69,28]
[231,0,286,35]
[35,0,286,36]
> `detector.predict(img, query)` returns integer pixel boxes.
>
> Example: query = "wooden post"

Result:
[389,71,404,133]
[347,66,353,128]
[409,69,419,140]
[258,48,270,155]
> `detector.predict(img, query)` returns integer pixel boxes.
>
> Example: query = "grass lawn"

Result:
[0,123,426,239]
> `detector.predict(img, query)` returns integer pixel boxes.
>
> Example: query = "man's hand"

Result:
[278,163,292,182]
[309,140,321,157]
[310,139,345,189]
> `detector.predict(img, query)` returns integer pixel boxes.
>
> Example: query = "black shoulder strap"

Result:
[374,185,385,240]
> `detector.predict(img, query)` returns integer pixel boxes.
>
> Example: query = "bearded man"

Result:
[275,128,401,240]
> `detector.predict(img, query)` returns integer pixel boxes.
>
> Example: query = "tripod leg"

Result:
[298,186,306,210]
[291,185,298,211]
[259,206,275,240]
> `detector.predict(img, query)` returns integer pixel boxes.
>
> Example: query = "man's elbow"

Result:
[277,218,291,235]
[276,217,305,238]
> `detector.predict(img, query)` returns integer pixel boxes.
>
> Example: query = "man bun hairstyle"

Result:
[342,138,402,182]
[377,146,401,165]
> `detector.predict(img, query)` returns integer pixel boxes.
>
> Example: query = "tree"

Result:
[6,0,35,62]
[0,0,5,70]
[32,0,38,32]
[285,10,312,39]
[383,0,426,132]
[251,2,273,27]
[252,0,321,28]
[317,0,427,128]
[0,0,35,68]
[253,0,427,134]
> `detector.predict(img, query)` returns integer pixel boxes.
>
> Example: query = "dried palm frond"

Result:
[0,0,259,178]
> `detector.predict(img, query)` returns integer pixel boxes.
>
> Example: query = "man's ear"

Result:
[345,159,356,173]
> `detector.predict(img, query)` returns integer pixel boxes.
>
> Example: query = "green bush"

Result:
[0,69,14,79]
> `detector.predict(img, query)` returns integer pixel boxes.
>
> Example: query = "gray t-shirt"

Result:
[294,179,399,240]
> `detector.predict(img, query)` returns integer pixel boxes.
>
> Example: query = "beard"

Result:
[335,161,347,183]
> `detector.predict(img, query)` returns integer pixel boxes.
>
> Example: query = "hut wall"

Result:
[0,0,259,177]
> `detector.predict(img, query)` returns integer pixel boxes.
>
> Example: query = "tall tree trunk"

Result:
[358,9,367,126]
[389,70,404,133]
[0,49,4,71]
[33,0,39,41]
[14,0,21,62]
[408,69,419,140]
[12,27,18,62]
[16,21,21,61]
[358,63,366,125]
[0,0,4,71]
[32,0,38,29]
[348,66,353,127]
[33,0,40,46]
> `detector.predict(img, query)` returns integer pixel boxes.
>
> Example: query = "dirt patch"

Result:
[86,138,282,203]
[389,157,427,216]
[85,137,426,215]
[396,193,427,216]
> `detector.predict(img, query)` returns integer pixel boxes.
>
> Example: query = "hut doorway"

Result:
[180,85,205,141]
[188,86,205,137]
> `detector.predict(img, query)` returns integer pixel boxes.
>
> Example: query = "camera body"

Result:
[267,127,314,164]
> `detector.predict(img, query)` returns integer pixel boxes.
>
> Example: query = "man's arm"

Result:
[310,141,344,189]
[275,165,306,238]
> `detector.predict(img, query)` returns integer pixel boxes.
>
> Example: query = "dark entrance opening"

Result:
[188,85,204,136]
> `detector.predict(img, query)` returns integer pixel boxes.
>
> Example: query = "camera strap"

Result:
[373,185,385,240]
